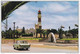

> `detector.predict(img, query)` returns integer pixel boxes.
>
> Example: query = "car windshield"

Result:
[17,41,28,44]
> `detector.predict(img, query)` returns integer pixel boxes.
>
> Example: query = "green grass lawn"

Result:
[2,38,43,40]
[16,38,43,40]
[60,38,78,40]
[2,38,78,41]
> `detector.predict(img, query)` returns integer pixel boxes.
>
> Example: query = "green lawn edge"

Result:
[2,38,43,40]
[60,38,78,40]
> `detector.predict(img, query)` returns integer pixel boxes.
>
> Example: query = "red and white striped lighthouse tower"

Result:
[38,10,42,29]
[34,10,42,37]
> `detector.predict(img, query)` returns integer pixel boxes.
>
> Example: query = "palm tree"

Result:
[69,29,78,38]
[8,28,13,38]
[36,29,42,38]
[2,31,6,38]
[42,30,47,38]
[46,29,51,37]
[58,28,63,39]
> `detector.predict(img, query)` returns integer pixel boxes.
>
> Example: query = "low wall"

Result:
[2,39,78,44]
[2,39,39,44]
[56,40,78,44]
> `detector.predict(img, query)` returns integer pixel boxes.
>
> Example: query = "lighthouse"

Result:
[35,10,42,29]
[34,10,42,38]
[38,10,42,29]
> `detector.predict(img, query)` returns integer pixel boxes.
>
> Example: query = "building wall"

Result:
[16,28,35,34]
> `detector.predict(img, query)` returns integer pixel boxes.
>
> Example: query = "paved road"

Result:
[30,42,78,46]
[1,44,78,53]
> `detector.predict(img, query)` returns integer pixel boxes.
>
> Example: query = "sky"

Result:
[2,1,78,31]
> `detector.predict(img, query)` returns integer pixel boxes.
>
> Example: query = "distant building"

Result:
[16,28,35,34]
[25,28,35,34]
[16,29,22,32]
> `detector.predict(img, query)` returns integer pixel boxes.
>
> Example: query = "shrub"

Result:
[22,33,33,37]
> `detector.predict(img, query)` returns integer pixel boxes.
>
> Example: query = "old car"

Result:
[13,40,30,50]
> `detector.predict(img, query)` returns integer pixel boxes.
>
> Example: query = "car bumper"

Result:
[18,45,30,49]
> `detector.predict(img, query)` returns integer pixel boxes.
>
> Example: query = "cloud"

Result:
[41,14,78,30]
[41,2,78,14]
[6,4,38,30]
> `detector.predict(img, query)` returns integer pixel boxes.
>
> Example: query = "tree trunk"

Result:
[40,33,42,38]
[36,33,37,38]
[43,34,45,38]
[47,34,48,38]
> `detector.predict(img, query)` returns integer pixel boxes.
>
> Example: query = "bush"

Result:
[22,33,33,37]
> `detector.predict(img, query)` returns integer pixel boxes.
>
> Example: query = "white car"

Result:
[13,40,31,50]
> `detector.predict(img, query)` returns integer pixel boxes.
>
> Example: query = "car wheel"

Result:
[26,48,28,50]
[17,47,19,50]
[14,47,15,49]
